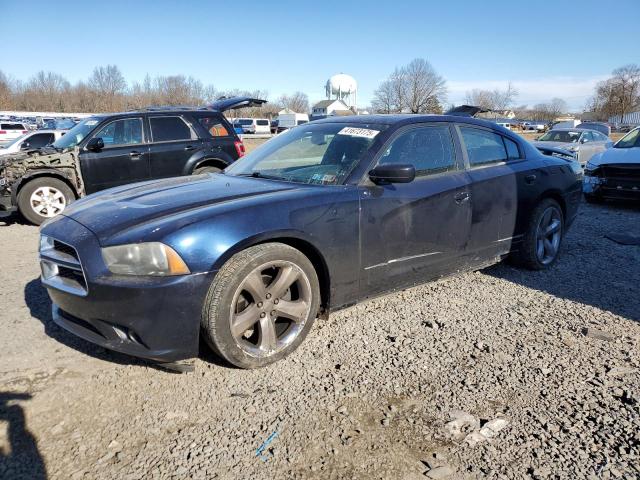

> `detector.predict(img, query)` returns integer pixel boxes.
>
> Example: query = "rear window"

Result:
[196,116,230,137]
[1,123,26,130]
[149,116,193,142]
[238,119,253,126]
[256,119,269,126]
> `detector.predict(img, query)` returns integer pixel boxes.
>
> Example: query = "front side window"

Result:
[460,127,507,166]
[379,125,456,176]
[226,122,387,185]
[93,118,143,147]
[196,115,229,137]
[614,128,640,149]
[149,116,193,142]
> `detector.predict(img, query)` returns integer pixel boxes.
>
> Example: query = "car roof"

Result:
[29,129,66,134]
[311,114,514,131]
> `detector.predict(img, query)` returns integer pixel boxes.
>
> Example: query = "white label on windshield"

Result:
[85,120,98,126]
[337,127,380,139]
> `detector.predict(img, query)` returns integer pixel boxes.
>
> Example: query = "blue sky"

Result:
[2,0,638,111]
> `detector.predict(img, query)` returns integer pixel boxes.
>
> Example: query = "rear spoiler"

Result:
[445,105,490,117]
[206,96,267,112]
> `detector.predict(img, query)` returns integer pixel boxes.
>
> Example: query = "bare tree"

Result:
[371,79,394,113]
[371,58,446,114]
[465,82,518,111]
[277,91,310,113]
[88,65,127,111]
[587,64,640,121]
[0,71,11,110]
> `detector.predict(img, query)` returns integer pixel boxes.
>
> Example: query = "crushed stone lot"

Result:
[1,202,639,480]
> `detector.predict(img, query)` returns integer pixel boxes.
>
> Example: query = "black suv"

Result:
[0,97,265,225]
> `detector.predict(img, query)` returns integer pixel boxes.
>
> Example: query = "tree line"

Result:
[586,64,640,121]
[0,65,310,117]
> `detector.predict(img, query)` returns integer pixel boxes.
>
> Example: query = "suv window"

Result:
[149,116,194,142]
[1,123,26,130]
[196,116,230,137]
[26,133,55,148]
[256,119,269,126]
[94,118,143,147]
[379,125,456,176]
[460,127,507,166]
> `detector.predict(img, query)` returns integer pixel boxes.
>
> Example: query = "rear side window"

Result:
[1,123,25,130]
[380,125,456,176]
[460,127,507,166]
[27,133,55,148]
[150,116,193,142]
[196,116,230,137]
[504,137,521,160]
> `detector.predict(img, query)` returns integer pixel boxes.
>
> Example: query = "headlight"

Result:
[102,242,190,276]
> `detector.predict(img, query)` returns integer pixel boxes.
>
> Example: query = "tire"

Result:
[201,243,321,368]
[193,165,222,175]
[17,177,75,226]
[511,198,564,270]
[584,193,604,204]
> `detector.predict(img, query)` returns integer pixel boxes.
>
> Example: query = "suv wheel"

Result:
[193,165,222,175]
[512,198,564,270]
[18,177,75,225]
[201,243,320,368]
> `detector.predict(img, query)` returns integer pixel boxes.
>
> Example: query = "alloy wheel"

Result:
[229,261,312,357]
[30,186,67,217]
[535,206,562,265]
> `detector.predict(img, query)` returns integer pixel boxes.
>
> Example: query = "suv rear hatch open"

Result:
[206,97,267,112]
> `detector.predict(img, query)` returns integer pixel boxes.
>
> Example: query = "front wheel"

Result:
[17,177,75,225]
[201,243,320,368]
[512,198,564,270]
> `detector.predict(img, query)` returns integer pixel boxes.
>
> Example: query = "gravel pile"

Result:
[0,201,639,480]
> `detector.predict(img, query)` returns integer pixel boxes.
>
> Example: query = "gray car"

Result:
[532,128,613,165]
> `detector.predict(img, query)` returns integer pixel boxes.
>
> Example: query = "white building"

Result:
[311,99,351,118]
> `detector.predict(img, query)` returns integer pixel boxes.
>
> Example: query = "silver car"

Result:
[532,128,613,165]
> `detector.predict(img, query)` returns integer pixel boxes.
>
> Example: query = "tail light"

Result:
[234,140,245,158]
[22,130,28,134]
[0,131,6,134]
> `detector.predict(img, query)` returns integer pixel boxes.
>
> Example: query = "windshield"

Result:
[614,128,640,149]
[538,130,581,143]
[226,122,387,185]
[52,117,104,150]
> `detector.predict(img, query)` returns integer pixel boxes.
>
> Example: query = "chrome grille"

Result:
[40,237,88,296]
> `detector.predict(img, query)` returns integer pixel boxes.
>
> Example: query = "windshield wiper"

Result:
[235,172,284,180]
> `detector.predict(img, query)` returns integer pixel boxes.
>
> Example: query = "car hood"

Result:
[61,174,301,243]
[588,147,640,167]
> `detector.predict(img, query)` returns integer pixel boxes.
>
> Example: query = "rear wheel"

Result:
[201,243,320,368]
[17,177,75,225]
[512,198,564,270]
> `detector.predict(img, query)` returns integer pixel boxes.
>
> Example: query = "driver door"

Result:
[359,124,472,296]
[79,117,150,194]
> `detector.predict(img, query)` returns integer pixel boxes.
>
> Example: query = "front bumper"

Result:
[41,215,215,362]
[584,173,640,200]
[0,192,16,217]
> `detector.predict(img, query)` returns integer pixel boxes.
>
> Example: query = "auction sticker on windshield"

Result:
[337,127,380,139]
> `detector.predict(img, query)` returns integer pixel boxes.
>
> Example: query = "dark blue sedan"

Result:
[39,115,583,368]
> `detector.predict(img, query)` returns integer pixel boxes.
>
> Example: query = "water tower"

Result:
[325,73,358,110]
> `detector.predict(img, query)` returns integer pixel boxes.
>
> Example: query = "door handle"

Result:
[454,192,470,205]
[129,151,142,158]
[525,174,537,185]
[184,145,195,151]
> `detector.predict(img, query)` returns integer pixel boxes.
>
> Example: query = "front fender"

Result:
[11,168,79,204]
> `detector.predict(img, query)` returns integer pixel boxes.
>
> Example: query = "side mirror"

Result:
[368,164,416,184]
[20,141,31,150]
[86,137,104,152]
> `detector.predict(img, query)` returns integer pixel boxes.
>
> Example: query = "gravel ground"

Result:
[0,201,639,480]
